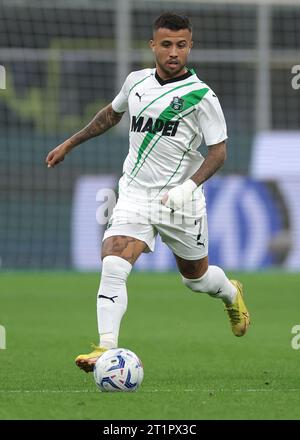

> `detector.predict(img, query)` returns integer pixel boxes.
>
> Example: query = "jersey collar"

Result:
[155,68,195,86]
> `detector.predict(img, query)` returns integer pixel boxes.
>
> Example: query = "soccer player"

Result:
[46,12,250,373]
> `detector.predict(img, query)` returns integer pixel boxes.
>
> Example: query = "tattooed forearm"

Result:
[45,104,124,168]
[190,141,226,186]
[66,104,123,151]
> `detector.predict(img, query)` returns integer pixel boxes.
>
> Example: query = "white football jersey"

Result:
[112,68,227,202]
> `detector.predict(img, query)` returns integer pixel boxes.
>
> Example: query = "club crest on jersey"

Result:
[170,96,184,111]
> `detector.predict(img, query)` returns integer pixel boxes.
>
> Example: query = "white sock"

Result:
[97,256,132,349]
[182,265,237,305]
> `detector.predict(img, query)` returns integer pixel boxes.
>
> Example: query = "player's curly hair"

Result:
[153,12,192,33]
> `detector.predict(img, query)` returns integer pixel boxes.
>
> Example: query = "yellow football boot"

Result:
[75,344,107,373]
[225,280,250,337]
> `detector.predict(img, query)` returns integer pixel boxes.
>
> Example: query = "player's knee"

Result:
[102,255,132,283]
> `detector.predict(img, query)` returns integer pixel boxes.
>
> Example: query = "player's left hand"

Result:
[161,179,197,211]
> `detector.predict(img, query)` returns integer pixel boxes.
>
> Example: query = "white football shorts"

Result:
[102,190,208,261]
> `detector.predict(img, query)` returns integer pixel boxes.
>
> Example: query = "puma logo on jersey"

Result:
[131,116,180,136]
[135,92,145,101]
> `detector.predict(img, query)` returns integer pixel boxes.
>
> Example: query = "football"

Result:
[93,348,144,392]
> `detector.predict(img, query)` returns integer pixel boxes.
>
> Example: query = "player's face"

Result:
[150,28,193,80]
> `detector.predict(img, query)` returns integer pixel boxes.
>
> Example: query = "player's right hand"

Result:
[46,144,68,168]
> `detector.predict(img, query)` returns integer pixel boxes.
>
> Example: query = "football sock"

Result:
[97,255,132,349]
[182,265,237,305]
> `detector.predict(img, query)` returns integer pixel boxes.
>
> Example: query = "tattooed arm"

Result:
[190,141,226,186]
[161,141,227,211]
[46,104,124,168]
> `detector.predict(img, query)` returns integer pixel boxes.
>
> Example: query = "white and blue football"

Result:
[93,348,144,392]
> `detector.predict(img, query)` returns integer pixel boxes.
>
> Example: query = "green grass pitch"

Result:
[0,271,300,420]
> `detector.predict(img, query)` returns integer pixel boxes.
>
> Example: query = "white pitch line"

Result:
[145,388,300,393]
[0,390,95,394]
[0,388,300,394]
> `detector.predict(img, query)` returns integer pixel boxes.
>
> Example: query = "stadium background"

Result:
[0,0,299,271]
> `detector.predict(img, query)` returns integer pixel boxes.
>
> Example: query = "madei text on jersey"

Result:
[131,116,180,136]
